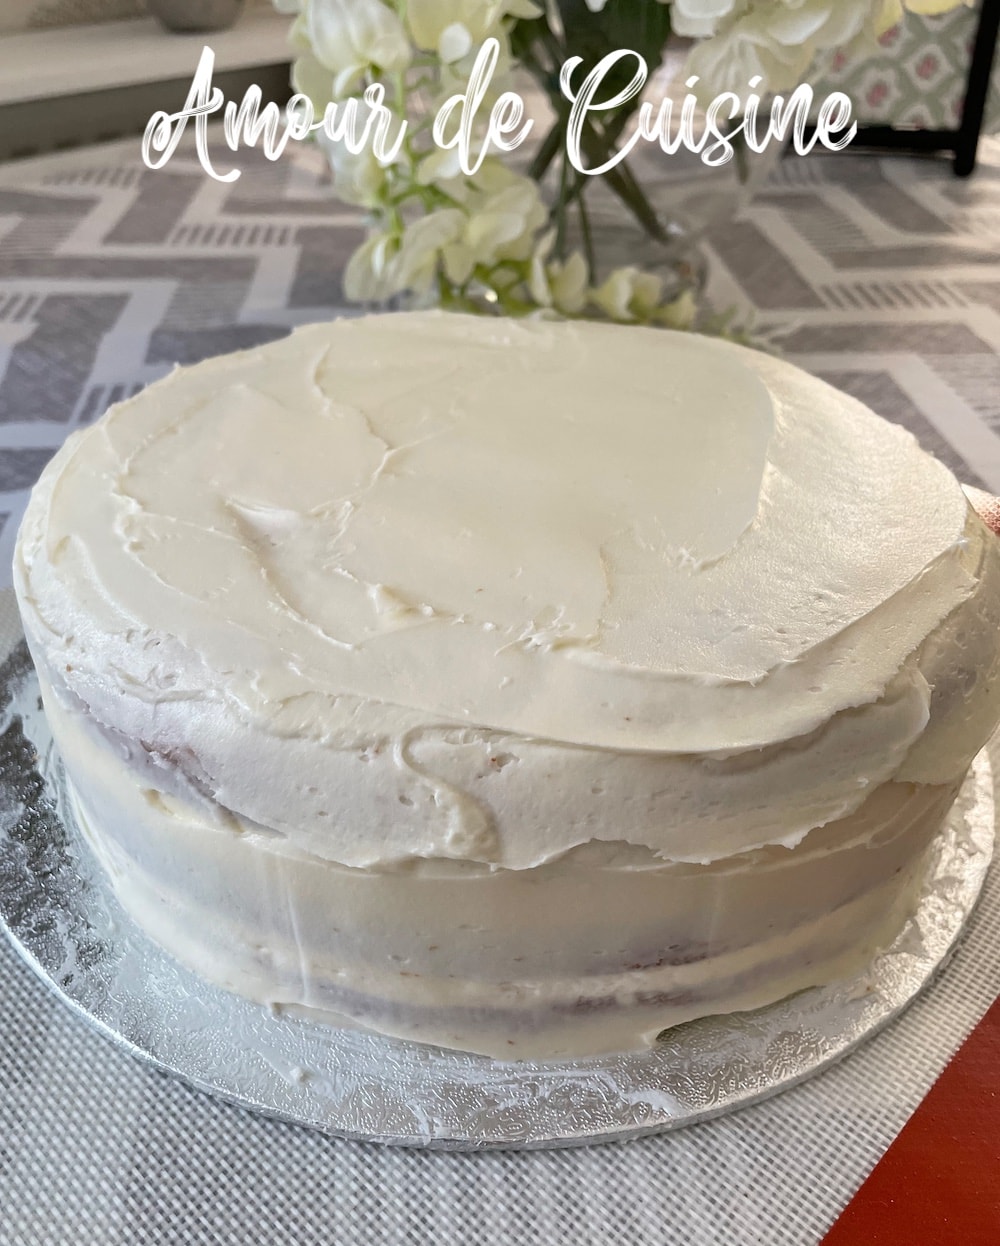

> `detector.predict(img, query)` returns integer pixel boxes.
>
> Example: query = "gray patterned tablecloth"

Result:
[1,135,1000,1246]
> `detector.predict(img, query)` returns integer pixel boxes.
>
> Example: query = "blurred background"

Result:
[0,2,998,164]
[0,0,291,162]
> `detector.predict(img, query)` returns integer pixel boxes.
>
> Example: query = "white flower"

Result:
[415,163,549,283]
[760,0,871,49]
[466,177,547,261]
[416,144,466,186]
[440,22,474,62]
[290,50,334,113]
[653,288,698,330]
[548,254,590,314]
[297,0,410,98]
[388,209,466,294]
[431,29,518,102]
[591,267,664,322]
[417,167,549,289]
[343,231,396,301]
[690,27,812,96]
[468,180,547,255]
[875,0,904,27]
[407,0,540,61]
[679,0,973,98]
[671,0,740,39]
[683,0,871,97]
[528,231,589,315]
[902,0,972,12]
[320,132,389,207]
[872,0,970,32]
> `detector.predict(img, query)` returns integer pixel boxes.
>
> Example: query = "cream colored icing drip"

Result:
[14,311,998,873]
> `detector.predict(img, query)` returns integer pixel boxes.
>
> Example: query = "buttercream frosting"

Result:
[13,310,1000,1057]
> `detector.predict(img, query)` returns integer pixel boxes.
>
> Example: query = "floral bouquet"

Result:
[277,0,969,326]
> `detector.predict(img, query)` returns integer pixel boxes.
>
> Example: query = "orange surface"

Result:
[821,997,1000,1245]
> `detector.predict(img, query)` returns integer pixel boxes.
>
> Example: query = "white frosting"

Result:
[14,312,998,872]
[13,310,1000,1057]
[50,678,954,1058]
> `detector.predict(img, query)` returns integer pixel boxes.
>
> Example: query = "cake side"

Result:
[50,672,957,1058]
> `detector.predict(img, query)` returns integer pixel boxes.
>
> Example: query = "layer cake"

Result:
[14,311,1000,1058]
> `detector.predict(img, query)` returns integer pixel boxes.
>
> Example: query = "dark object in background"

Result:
[817,0,1000,178]
[148,0,245,33]
[0,11,291,162]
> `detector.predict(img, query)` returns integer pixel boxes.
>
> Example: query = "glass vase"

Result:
[519,41,784,302]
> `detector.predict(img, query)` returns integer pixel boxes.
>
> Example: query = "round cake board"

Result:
[0,638,994,1150]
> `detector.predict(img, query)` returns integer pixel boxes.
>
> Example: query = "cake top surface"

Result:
[17,311,973,755]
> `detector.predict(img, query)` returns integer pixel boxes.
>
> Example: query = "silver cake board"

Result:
[0,635,994,1150]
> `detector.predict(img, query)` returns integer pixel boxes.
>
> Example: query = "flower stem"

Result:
[577,185,596,283]
[528,120,564,184]
[602,158,668,245]
[555,149,570,256]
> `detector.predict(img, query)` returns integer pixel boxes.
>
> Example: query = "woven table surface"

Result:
[1,133,999,1246]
